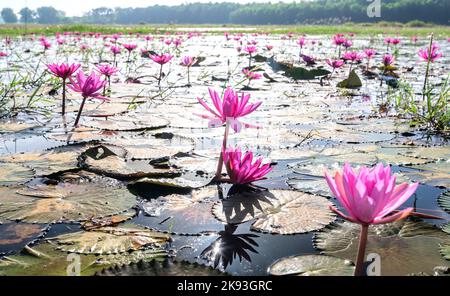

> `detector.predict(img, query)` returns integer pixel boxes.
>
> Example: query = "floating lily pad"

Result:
[268,255,354,276]
[83,115,169,131]
[403,161,450,188]
[51,224,170,255]
[0,162,34,186]
[372,147,433,166]
[0,122,38,133]
[0,242,166,276]
[132,173,211,190]
[96,259,225,276]
[169,153,217,176]
[346,118,412,134]
[0,174,137,223]
[79,145,176,179]
[65,102,131,117]
[213,190,335,235]
[0,150,80,176]
[337,70,362,89]
[0,223,48,255]
[286,175,332,197]
[399,146,449,162]
[438,191,450,213]
[314,220,450,275]
[139,186,222,235]
[48,127,118,143]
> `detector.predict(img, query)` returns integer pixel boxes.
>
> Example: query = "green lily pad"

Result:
[50,224,170,255]
[0,242,166,276]
[0,162,34,186]
[337,70,362,89]
[268,254,354,276]
[314,220,450,275]
[0,122,38,133]
[213,190,335,235]
[438,191,450,213]
[0,174,137,223]
[131,173,212,190]
[403,161,450,188]
[0,223,48,255]
[82,115,169,131]
[285,66,330,81]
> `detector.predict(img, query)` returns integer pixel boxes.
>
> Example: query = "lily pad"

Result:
[48,127,118,143]
[0,174,137,223]
[314,220,450,275]
[213,190,335,235]
[96,259,225,276]
[82,115,169,131]
[51,224,170,255]
[131,173,212,190]
[403,161,450,188]
[139,186,222,235]
[337,70,362,89]
[0,242,166,276]
[438,191,450,213]
[0,122,38,133]
[0,162,34,186]
[79,145,176,179]
[268,255,354,276]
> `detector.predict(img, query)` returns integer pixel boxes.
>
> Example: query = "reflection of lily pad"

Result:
[51,224,170,254]
[0,223,48,255]
[286,175,332,197]
[268,255,354,276]
[0,242,166,276]
[0,175,137,223]
[314,220,450,275]
[213,190,335,235]
[96,259,225,276]
[0,163,34,186]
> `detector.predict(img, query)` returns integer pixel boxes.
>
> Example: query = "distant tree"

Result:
[19,7,36,23]
[86,7,115,23]
[1,8,18,23]
[36,6,65,24]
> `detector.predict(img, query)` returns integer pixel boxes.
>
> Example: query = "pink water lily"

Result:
[95,64,118,95]
[181,56,196,85]
[325,163,417,225]
[342,51,363,62]
[150,53,173,86]
[0,52,8,57]
[382,54,395,67]
[243,68,262,81]
[244,46,257,67]
[123,43,137,52]
[325,162,418,276]
[196,87,261,133]
[47,63,81,115]
[222,147,273,184]
[68,71,108,127]
[326,59,344,69]
[418,43,442,62]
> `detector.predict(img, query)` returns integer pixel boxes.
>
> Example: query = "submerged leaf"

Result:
[268,255,354,276]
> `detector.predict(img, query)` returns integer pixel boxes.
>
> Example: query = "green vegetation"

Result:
[0,23,449,37]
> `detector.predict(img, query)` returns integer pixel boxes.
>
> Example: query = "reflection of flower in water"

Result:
[200,224,259,269]
[175,202,216,226]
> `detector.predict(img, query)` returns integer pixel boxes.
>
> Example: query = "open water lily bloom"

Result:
[196,87,262,132]
[325,163,418,225]
[222,147,273,184]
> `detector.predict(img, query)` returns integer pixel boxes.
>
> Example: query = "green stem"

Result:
[73,96,87,127]
[422,34,434,115]
[215,120,230,180]
[62,79,66,115]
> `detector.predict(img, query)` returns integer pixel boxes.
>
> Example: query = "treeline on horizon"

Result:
[1,0,449,26]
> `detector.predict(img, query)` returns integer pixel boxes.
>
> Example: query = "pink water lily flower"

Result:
[181,56,196,67]
[111,46,121,55]
[325,163,418,225]
[41,39,51,50]
[243,45,257,55]
[332,34,346,46]
[363,49,376,59]
[150,53,173,65]
[68,71,108,127]
[342,51,363,62]
[382,54,395,67]
[243,68,262,80]
[326,58,344,69]
[196,87,261,132]
[0,52,8,57]
[47,63,81,115]
[418,44,442,62]
[95,64,118,77]
[301,54,315,65]
[123,43,137,52]
[222,147,273,184]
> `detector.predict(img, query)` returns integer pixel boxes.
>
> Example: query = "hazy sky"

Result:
[1,0,297,17]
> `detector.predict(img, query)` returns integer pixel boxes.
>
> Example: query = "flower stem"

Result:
[158,64,163,87]
[422,34,433,114]
[62,79,66,115]
[187,67,191,85]
[215,120,230,179]
[354,224,369,276]
[73,96,87,127]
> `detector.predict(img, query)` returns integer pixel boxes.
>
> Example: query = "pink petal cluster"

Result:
[326,58,344,69]
[67,71,108,100]
[181,56,196,67]
[363,49,376,58]
[297,37,306,47]
[243,68,262,80]
[418,44,442,62]
[325,163,418,225]
[332,34,346,46]
[95,64,119,77]
[150,53,173,65]
[111,46,121,55]
[123,43,137,52]
[40,39,51,50]
[222,147,272,184]
[342,51,363,62]
[244,46,257,55]
[382,54,395,67]
[197,87,261,132]
[47,63,81,79]
[0,52,8,57]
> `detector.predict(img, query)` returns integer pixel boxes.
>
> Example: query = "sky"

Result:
[0,0,299,17]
